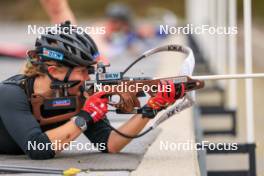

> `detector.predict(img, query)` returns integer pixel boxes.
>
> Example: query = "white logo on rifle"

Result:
[172,77,188,84]
[98,73,121,80]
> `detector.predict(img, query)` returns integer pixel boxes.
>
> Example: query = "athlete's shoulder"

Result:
[0,74,27,101]
[1,74,28,85]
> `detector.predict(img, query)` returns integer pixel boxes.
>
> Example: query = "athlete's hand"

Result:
[80,92,109,123]
[142,80,185,119]
[147,80,185,110]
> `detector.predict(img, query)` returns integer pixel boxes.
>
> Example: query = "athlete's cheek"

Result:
[68,86,80,96]
[73,72,89,81]
[82,74,89,81]
[66,80,81,94]
[69,74,80,81]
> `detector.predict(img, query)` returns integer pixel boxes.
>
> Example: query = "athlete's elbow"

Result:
[26,149,55,160]
[25,133,56,160]
[107,143,122,154]
[107,147,120,154]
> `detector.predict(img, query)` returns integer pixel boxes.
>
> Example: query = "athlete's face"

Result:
[48,66,90,96]
[68,67,90,95]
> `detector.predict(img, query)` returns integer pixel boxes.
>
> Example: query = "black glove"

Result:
[141,104,159,119]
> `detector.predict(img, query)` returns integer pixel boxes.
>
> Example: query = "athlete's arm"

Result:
[40,0,76,24]
[107,114,149,153]
[45,119,82,152]
[0,85,57,159]
[106,80,181,153]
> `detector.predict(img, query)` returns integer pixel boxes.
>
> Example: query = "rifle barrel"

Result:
[192,73,264,80]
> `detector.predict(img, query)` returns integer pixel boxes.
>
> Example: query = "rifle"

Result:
[80,44,204,138]
[31,44,264,139]
[82,45,264,139]
[84,75,204,114]
[84,44,204,114]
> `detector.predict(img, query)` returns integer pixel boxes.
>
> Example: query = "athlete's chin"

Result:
[68,83,85,96]
[68,89,80,96]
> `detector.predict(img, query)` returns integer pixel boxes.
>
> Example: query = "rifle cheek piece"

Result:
[31,80,86,126]
[31,94,84,126]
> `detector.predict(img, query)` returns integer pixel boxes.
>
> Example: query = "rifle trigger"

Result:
[115,109,138,114]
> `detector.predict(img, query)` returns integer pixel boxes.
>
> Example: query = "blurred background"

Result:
[0,0,263,175]
[0,0,263,22]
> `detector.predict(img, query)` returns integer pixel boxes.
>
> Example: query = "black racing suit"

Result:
[0,75,112,160]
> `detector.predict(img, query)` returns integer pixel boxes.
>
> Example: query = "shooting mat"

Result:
[0,127,161,172]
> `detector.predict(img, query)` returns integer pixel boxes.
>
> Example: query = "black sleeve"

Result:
[83,117,112,153]
[0,84,55,160]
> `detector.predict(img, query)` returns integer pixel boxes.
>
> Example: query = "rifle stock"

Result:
[84,76,204,113]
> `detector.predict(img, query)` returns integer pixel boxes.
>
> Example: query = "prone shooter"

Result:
[0,21,204,160]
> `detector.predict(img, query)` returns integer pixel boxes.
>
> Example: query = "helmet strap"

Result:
[63,67,73,83]
[43,65,74,97]
[44,65,73,83]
